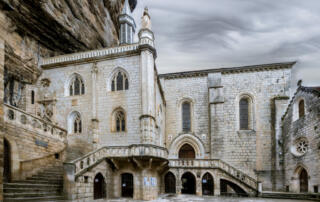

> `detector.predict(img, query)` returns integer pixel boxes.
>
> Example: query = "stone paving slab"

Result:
[101,194,312,202]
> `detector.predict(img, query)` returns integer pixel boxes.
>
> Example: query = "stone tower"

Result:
[119,0,136,45]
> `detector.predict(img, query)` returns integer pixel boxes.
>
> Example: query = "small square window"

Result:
[314,185,318,193]
[84,176,89,183]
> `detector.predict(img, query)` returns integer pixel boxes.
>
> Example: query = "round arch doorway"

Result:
[179,144,195,159]
[121,173,134,198]
[181,172,196,194]
[94,173,106,200]
[202,172,214,195]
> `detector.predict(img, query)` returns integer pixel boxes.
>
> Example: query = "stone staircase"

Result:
[261,191,320,201]
[3,166,65,201]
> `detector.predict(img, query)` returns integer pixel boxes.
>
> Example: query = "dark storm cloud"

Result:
[133,0,320,87]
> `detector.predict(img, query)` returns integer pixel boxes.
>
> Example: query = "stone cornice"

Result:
[40,43,140,68]
[159,62,296,79]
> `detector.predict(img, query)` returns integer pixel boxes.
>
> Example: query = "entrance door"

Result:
[181,172,196,194]
[202,173,214,195]
[165,172,176,193]
[300,168,308,192]
[94,173,106,199]
[3,139,11,182]
[179,144,195,159]
[121,173,134,198]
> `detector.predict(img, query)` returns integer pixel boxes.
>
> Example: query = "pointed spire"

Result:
[121,0,131,15]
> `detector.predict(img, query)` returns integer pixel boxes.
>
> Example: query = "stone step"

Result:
[261,192,320,200]
[13,180,62,185]
[3,195,65,202]
[4,183,62,189]
[35,173,63,178]
[4,192,61,198]
[4,187,61,193]
[27,176,63,181]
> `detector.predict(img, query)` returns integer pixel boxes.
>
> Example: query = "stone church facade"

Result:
[1,0,319,201]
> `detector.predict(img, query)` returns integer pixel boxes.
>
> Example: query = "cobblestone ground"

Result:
[101,194,311,202]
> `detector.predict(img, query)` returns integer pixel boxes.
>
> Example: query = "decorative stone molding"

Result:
[168,134,205,159]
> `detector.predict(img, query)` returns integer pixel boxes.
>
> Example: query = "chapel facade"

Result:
[1,0,319,201]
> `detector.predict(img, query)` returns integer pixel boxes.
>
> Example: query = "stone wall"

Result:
[0,37,5,202]
[162,76,210,156]
[40,54,142,161]
[282,87,320,193]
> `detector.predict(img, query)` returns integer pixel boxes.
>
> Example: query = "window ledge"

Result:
[237,130,256,135]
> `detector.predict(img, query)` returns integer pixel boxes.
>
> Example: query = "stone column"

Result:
[139,28,157,145]
[0,37,5,202]
[208,73,225,159]
[214,175,221,196]
[91,63,99,148]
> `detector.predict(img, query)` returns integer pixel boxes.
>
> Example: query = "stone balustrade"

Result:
[168,159,258,190]
[41,43,140,66]
[70,144,168,177]
[4,104,67,142]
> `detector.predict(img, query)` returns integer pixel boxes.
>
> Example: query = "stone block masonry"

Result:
[0,37,5,202]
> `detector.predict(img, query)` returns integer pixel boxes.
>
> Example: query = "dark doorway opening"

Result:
[220,179,248,197]
[181,172,196,194]
[4,138,11,182]
[94,173,106,200]
[122,173,134,198]
[202,172,214,195]
[300,168,308,192]
[179,144,195,159]
[165,172,176,194]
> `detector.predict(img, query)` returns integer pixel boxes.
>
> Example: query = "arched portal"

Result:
[202,172,214,195]
[94,173,106,200]
[3,138,11,182]
[220,179,248,197]
[165,172,176,193]
[181,172,196,194]
[179,144,195,159]
[121,173,134,198]
[299,168,308,192]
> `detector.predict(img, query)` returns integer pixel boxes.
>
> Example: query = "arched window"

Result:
[179,144,195,159]
[299,100,305,118]
[111,71,129,91]
[69,74,85,96]
[182,101,191,132]
[68,111,82,134]
[239,98,249,130]
[113,109,126,132]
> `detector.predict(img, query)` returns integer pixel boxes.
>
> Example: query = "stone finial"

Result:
[297,79,302,87]
[141,7,152,29]
[121,0,131,15]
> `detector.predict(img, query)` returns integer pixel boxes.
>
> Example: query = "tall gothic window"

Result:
[68,111,82,134]
[111,71,129,91]
[299,100,305,118]
[113,109,126,132]
[240,98,249,130]
[69,75,85,96]
[182,101,191,132]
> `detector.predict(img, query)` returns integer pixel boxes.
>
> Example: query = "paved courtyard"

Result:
[101,194,312,202]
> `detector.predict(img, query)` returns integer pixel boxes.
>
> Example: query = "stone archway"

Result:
[181,172,196,194]
[299,168,308,192]
[168,134,205,159]
[164,172,176,194]
[202,172,214,195]
[121,173,134,198]
[3,138,11,182]
[94,173,106,200]
[220,179,248,197]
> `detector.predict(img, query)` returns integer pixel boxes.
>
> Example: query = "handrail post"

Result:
[63,163,76,200]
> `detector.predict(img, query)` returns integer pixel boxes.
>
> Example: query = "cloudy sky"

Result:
[132,0,320,88]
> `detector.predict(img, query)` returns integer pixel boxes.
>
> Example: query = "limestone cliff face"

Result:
[0,0,137,82]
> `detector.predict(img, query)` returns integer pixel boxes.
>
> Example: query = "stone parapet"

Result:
[4,104,67,142]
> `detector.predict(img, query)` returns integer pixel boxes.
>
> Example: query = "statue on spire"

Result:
[141,7,152,30]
